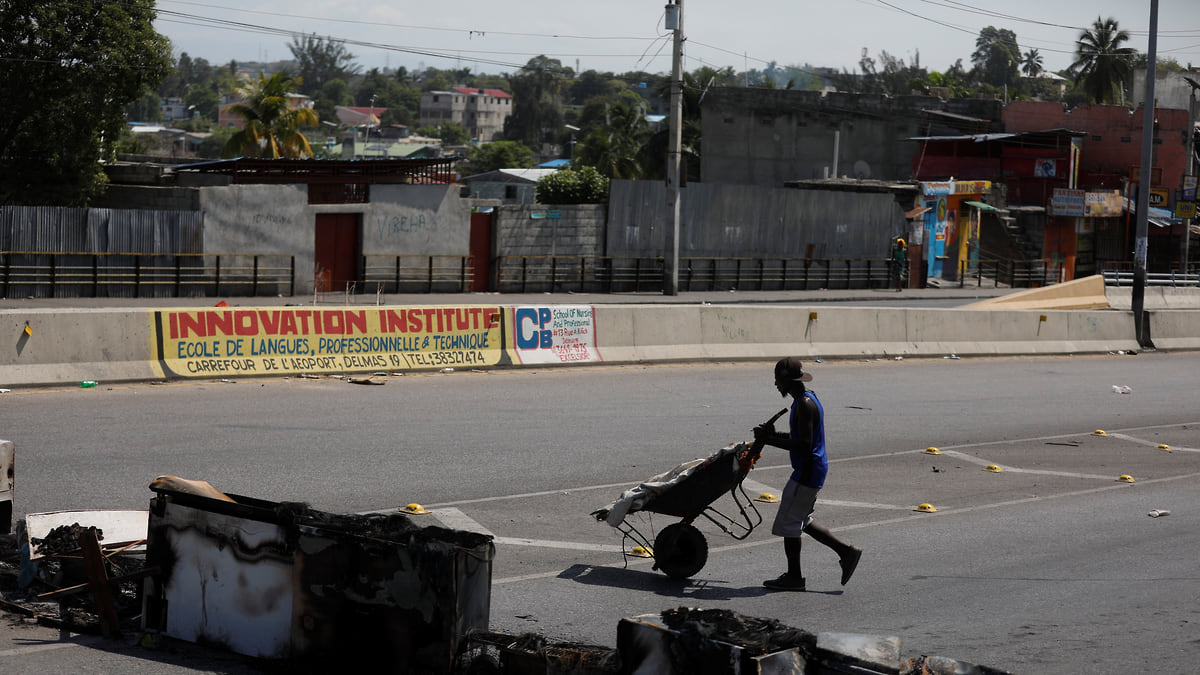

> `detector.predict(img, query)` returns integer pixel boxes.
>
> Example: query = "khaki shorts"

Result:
[771,478,818,537]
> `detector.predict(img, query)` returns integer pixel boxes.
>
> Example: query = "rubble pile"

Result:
[0,520,148,634]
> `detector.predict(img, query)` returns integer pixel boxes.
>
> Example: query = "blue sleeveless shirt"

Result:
[788,391,828,489]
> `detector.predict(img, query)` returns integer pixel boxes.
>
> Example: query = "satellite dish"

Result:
[853,160,871,179]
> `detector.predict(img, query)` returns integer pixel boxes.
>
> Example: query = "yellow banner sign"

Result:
[153,306,506,377]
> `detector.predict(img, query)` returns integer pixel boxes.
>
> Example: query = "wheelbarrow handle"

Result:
[742,407,789,466]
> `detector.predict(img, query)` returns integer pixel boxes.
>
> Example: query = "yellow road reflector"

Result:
[401,503,429,515]
[755,493,780,503]
[23,322,32,336]
[1092,430,1108,436]
[1157,444,1172,452]
[914,503,938,513]
[628,546,653,558]
[1116,475,1135,484]
[924,447,942,455]
[984,464,1003,473]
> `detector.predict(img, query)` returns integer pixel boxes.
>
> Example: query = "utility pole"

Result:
[1182,79,1198,273]
[663,0,684,296]
[1132,0,1157,349]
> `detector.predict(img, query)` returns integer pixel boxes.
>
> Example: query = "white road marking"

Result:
[358,424,1200,585]
[431,506,625,553]
[1106,433,1200,453]
[941,450,1115,480]
[744,476,910,510]
[491,470,1200,585]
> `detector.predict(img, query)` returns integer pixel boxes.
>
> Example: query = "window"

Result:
[432,95,439,103]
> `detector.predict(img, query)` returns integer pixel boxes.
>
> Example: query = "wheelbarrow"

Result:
[591,408,789,579]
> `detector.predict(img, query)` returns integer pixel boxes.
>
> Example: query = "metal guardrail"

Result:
[494,256,900,293]
[1099,261,1200,287]
[959,259,1056,288]
[0,251,294,299]
[361,254,473,293]
[1102,270,1200,287]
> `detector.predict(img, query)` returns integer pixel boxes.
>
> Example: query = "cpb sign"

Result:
[511,306,601,364]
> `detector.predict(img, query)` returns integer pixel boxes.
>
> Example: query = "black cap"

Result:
[774,357,813,383]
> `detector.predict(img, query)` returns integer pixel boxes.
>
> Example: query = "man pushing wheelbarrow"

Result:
[592,358,863,590]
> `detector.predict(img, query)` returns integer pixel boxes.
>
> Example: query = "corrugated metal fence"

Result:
[0,206,291,298]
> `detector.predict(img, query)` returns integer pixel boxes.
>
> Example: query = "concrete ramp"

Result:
[961,275,1109,310]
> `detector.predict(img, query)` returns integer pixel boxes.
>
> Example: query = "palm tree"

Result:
[222,71,319,158]
[1021,49,1044,78]
[1070,16,1136,104]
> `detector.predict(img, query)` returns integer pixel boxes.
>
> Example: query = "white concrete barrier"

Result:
[593,304,1143,363]
[0,303,1187,388]
[1,308,162,387]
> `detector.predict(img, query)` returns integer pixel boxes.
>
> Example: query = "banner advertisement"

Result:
[1050,188,1086,217]
[1084,191,1123,217]
[509,305,601,364]
[153,305,505,377]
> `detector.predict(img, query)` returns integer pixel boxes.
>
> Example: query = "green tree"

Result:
[0,0,172,205]
[288,34,360,96]
[1021,48,1044,78]
[222,71,319,158]
[504,56,570,149]
[1070,16,1136,104]
[314,78,352,128]
[436,122,470,145]
[972,26,1021,88]
[355,69,420,127]
[641,67,712,183]
[575,96,649,179]
[460,141,534,175]
[535,166,609,204]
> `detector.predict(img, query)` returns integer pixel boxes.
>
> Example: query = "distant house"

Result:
[419,86,513,143]
[335,105,386,128]
[160,98,189,122]
[217,92,314,130]
[459,168,560,203]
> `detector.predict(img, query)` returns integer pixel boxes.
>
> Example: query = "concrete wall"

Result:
[199,184,471,295]
[1003,101,1191,190]
[0,308,161,385]
[9,301,1200,388]
[495,204,606,258]
[607,180,904,259]
[700,88,1003,188]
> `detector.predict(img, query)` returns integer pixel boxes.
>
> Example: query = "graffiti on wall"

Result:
[375,212,433,240]
[153,306,505,377]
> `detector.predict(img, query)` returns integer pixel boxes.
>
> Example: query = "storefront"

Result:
[917,180,991,281]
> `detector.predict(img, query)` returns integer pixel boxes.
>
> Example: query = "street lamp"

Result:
[367,94,377,158]
[564,124,579,164]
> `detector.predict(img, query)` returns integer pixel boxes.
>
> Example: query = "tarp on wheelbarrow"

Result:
[592,442,749,528]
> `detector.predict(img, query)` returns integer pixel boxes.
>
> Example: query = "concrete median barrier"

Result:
[0,300,1185,388]
[1,308,162,387]
[593,304,1142,362]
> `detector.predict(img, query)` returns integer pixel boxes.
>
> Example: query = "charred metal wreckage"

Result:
[0,441,1013,674]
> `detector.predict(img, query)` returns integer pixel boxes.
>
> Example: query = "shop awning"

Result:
[905,206,931,219]
[963,200,997,211]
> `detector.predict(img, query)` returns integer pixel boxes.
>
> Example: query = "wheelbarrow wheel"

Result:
[652,523,708,579]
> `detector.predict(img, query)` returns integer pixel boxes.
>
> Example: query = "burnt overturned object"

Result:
[30,523,103,556]
[142,480,493,674]
[661,607,817,657]
[619,607,817,674]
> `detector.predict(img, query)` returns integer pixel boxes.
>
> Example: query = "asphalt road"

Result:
[3,351,1198,673]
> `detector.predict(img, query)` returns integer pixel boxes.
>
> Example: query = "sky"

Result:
[153,0,1200,79]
